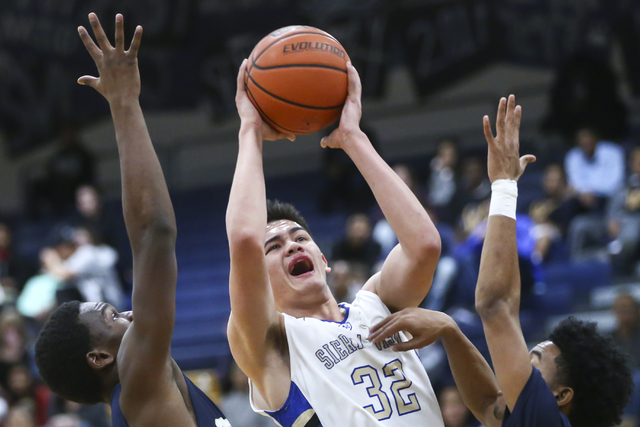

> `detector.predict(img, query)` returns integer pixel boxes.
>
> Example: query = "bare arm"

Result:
[322,64,440,311]
[226,60,294,393]
[78,13,176,381]
[369,308,502,427]
[475,95,536,411]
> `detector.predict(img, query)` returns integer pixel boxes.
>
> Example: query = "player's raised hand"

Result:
[235,59,295,142]
[483,95,536,182]
[320,62,364,150]
[368,308,455,352]
[77,13,142,103]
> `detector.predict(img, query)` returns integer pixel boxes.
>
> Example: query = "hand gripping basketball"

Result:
[236,59,296,142]
[320,63,364,151]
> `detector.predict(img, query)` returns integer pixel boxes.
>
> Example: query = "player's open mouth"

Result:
[289,256,314,276]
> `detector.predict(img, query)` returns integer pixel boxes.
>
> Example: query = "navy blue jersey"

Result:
[502,367,571,427]
[111,373,230,427]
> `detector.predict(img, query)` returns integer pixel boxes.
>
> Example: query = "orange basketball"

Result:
[245,26,350,135]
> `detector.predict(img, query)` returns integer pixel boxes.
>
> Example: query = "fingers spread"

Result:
[483,116,494,146]
[506,94,516,125]
[496,97,506,135]
[78,26,102,61]
[115,14,125,52]
[89,13,112,51]
[128,26,143,57]
[77,75,99,88]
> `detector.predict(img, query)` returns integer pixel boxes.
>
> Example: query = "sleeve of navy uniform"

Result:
[501,367,572,427]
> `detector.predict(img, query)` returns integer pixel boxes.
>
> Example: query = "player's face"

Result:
[530,340,561,389]
[264,220,331,305]
[79,302,133,354]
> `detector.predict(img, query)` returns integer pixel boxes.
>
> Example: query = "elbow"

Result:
[475,291,513,320]
[415,234,441,263]
[144,217,177,241]
[228,229,263,254]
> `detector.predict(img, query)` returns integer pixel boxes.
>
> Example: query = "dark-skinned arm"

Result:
[78,13,177,377]
[369,308,502,427]
[474,95,536,411]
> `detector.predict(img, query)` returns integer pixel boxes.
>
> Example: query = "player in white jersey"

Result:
[227,59,443,426]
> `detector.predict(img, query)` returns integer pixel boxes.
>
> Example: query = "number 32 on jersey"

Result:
[351,359,421,420]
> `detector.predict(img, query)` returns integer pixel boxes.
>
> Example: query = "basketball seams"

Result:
[246,72,345,110]
[251,63,347,73]
[245,82,298,134]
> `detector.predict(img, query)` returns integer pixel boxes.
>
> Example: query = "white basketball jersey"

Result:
[250,290,444,427]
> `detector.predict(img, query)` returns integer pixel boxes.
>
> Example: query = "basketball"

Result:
[245,26,350,135]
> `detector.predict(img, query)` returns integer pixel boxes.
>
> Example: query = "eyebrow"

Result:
[264,226,306,249]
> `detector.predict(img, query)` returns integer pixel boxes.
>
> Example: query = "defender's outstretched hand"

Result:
[236,59,295,142]
[77,13,142,103]
[321,62,364,150]
[368,308,455,352]
[483,95,536,182]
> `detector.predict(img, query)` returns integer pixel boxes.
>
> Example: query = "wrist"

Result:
[489,179,518,220]
[239,122,263,140]
[439,313,459,341]
[340,129,369,154]
[108,96,140,111]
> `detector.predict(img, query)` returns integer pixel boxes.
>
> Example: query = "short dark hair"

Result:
[266,200,311,236]
[549,317,633,427]
[35,301,104,404]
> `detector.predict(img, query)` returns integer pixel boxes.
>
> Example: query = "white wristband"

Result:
[489,179,518,220]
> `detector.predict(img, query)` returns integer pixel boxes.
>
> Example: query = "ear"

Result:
[555,386,574,408]
[86,349,115,370]
[322,254,331,273]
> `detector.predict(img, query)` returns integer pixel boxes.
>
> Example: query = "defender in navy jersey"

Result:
[372,96,634,427]
[35,14,229,427]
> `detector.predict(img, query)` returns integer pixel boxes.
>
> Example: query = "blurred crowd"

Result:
[0,53,636,426]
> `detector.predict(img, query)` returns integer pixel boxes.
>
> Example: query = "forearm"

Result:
[226,124,267,243]
[343,133,439,255]
[475,204,520,316]
[441,320,500,424]
[110,98,176,246]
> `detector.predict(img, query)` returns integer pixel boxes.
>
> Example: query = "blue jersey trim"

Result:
[319,303,350,325]
[265,381,322,427]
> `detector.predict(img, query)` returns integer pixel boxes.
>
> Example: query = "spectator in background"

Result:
[6,364,49,426]
[608,147,640,276]
[0,310,31,389]
[610,293,640,371]
[46,127,95,217]
[332,213,381,278]
[438,385,476,427]
[26,127,95,219]
[566,127,625,259]
[327,260,360,304]
[427,139,458,223]
[449,156,491,230]
[5,404,35,427]
[220,363,271,427]
[47,398,109,427]
[528,164,575,263]
[40,227,123,309]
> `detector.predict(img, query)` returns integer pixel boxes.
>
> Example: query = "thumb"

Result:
[284,133,296,142]
[520,154,536,168]
[320,136,330,148]
[77,75,99,88]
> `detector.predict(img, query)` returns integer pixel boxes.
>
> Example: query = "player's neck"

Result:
[283,296,344,322]
[100,372,121,403]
